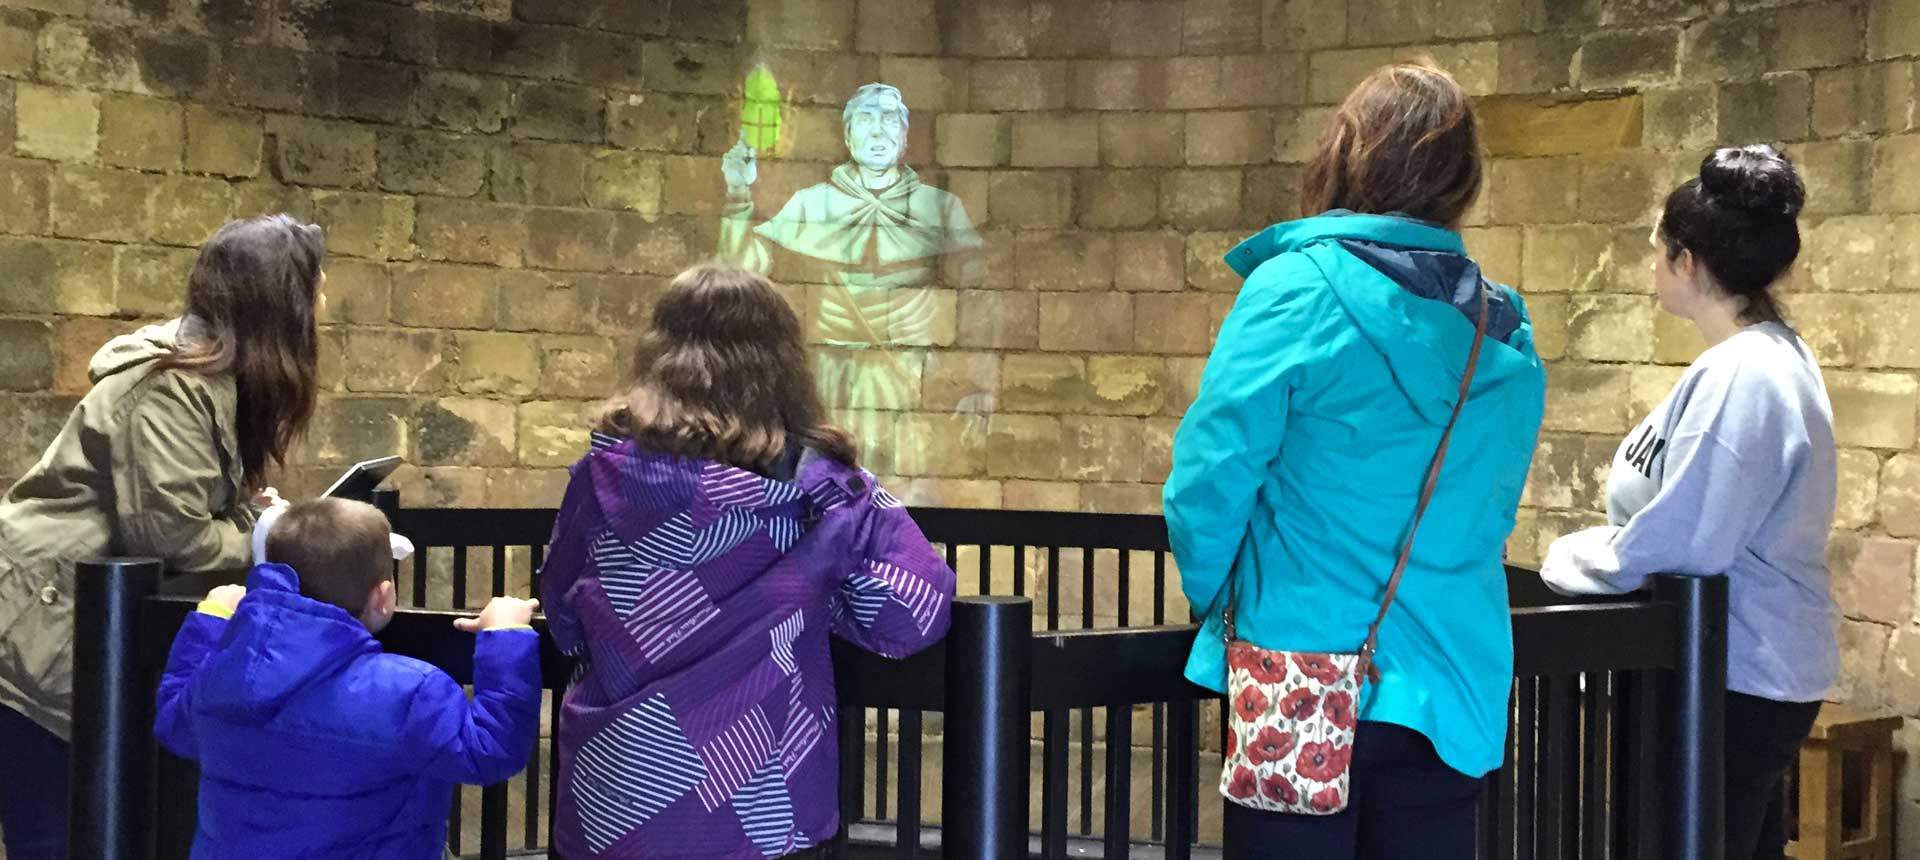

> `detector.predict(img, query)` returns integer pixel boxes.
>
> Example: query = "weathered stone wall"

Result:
[3,0,1920,844]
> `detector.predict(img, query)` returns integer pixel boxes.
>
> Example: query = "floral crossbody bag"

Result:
[1217,283,1488,815]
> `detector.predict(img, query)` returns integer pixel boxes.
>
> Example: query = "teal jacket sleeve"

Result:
[1163,260,1335,621]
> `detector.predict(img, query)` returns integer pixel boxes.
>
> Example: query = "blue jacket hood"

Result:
[1226,212,1539,424]
[191,563,381,724]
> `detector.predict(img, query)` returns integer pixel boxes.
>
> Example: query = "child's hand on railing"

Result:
[454,597,540,633]
[200,585,246,617]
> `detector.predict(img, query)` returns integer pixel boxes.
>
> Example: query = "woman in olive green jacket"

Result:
[0,215,326,860]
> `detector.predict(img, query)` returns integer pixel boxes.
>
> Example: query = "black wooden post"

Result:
[1658,574,1728,860]
[70,557,165,860]
[942,596,1032,860]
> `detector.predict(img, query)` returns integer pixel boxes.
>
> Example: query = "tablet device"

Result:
[321,456,403,503]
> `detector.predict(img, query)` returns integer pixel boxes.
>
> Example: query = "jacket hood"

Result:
[1226,212,1541,424]
[87,318,198,383]
[193,563,381,724]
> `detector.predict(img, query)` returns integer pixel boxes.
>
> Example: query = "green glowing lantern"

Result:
[740,64,782,153]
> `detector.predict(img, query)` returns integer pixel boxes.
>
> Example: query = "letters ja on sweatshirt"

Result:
[1542,321,1840,703]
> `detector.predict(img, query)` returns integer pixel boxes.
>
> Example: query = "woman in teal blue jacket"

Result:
[1165,63,1546,859]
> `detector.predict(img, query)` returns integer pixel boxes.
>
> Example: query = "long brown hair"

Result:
[159,214,325,491]
[1301,61,1484,226]
[600,264,857,472]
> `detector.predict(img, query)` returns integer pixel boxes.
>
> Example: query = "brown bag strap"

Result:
[1222,282,1491,684]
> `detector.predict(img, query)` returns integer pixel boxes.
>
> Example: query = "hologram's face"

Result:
[844,96,907,172]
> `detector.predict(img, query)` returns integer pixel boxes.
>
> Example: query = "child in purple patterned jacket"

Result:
[539,264,956,860]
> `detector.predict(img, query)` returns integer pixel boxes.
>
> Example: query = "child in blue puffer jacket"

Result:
[154,498,543,859]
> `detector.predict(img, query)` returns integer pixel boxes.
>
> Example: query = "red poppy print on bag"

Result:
[1323,690,1357,731]
[1226,766,1259,801]
[1219,645,1363,816]
[1291,653,1343,685]
[1276,688,1319,721]
[1234,686,1270,722]
[1295,741,1351,783]
[1245,727,1296,766]
[1261,772,1300,806]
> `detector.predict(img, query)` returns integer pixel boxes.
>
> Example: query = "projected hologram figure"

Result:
[718,82,987,464]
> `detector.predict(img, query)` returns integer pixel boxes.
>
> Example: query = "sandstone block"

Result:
[0,318,53,391]
[306,396,412,466]
[937,114,1012,168]
[1716,74,1812,144]
[517,400,597,467]
[1185,110,1273,166]
[1184,231,1242,292]
[15,84,98,161]
[1832,536,1916,627]
[1836,448,1882,530]
[415,398,517,467]
[1524,294,1568,360]
[1653,311,1708,365]
[269,116,376,188]
[318,258,390,326]
[1829,371,1919,449]
[454,331,541,396]
[1881,453,1920,536]
[498,270,593,334]
[856,0,938,53]
[490,141,587,207]
[971,61,1071,111]
[1061,416,1143,482]
[1101,113,1186,167]
[1011,113,1100,168]
[1498,34,1578,94]
[1895,216,1920,289]
[987,170,1074,228]
[98,94,181,172]
[1039,292,1133,352]
[606,92,721,155]
[1170,56,1237,110]
[921,351,999,413]
[1642,85,1717,151]
[894,413,987,478]
[1183,0,1263,53]
[392,264,498,329]
[51,166,151,243]
[1160,169,1243,230]
[1000,353,1088,413]
[1521,225,1613,293]
[1578,151,1663,224]
[1566,294,1655,362]
[957,290,1039,349]
[1266,0,1346,50]
[0,9,33,77]
[658,155,726,217]
[1773,3,1864,70]
[949,0,1029,56]
[310,191,415,261]
[184,106,263,178]
[147,175,235,247]
[1478,95,1644,158]
[1790,293,1870,368]
[511,81,605,142]
[1576,27,1678,90]
[1272,106,1333,164]
[1075,170,1158,230]
[1087,354,1167,416]
[1015,232,1114,291]
[1488,157,1580,225]
[1805,216,1893,292]
[1525,433,1616,510]
[586,150,664,214]
[1072,58,1168,111]
[1163,355,1206,417]
[0,156,50,236]
[1462,227,1522,287]
[1114,231,1186,292]
[418,71,512,135]
[525,208,615,272]
[376,129,488,197]
[417,198,526,267]
[333,59,420,126]
[344,329,447,393]
[610,214,713,277]
[1308,49,1394,105]
[583,272,668,335]
[1003,480,1080,510]
[1788,140,1871,216]
[1542,363,1632,434]
[1873,135,1920,212]
[113,245,192,318]
[1133,293,1215,355]
[1110,0,1184,56]
[1870,0,1920,60]
[539,334,617,399]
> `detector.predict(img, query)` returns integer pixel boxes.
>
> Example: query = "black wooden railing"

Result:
[69,502,1727,860]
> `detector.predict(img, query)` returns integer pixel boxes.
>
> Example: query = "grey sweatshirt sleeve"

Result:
[1541,359,1798,593]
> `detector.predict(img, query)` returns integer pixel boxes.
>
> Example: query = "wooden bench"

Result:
[1786,707,1902,860]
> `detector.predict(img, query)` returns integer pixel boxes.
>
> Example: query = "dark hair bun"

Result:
[1698,145,1805,219]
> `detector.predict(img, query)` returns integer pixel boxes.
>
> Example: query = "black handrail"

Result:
[70,507,1728,860]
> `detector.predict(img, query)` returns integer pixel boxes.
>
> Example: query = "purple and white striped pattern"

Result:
[694,707,777,811]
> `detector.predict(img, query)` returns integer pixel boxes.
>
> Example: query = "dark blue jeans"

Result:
[0,704,69,860]
[1222,721,1481,860]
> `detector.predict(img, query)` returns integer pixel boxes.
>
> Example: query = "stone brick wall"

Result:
[3,0,1920,844]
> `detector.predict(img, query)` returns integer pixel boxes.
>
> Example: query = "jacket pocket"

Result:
[0,555,76,707]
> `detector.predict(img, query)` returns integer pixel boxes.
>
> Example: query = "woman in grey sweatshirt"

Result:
[1540,146,1837,860]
